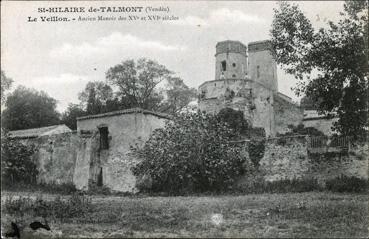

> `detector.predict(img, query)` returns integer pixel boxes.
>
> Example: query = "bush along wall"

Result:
[132,111,248,194]
[1,136,38,186]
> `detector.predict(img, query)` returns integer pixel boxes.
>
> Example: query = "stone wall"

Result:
[302,117,338,136]
[274,95,304,135]
[73,132,99,190]
[258,138,368,184]
[30,132,79,185]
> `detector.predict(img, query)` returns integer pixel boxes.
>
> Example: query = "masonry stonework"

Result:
[21,132,79,185]
[198,39,302,137]
[258,138,368,184]
[303,117,338,136]
[274,95,304,134]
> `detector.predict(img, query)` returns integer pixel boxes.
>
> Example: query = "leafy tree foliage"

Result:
[132,111,246,194]
[106,58,172,111]
[1,135,37,185]
[271,1,368,139]
[1,86,60,130]
[61,103,87,130]
[300,96,319,110]
[159,77,197,114]
[78,81,115,115]
[248,140,265,169]
[217,108,250,139]
[1,71,13,103]
[76,60,194,116]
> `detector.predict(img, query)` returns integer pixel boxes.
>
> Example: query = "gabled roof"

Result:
[76,108,171,121]
[8,124,72,139]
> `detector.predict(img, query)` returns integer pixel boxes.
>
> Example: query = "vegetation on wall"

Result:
[132,111,246,194]
[1,135,38,185]
[217,107,249,139]
[248,139,266,168]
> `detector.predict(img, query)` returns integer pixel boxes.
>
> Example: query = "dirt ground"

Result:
[1,192,368,238]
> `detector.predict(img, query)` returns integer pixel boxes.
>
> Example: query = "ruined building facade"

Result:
[198,40,303,137]
[8,40,365,194]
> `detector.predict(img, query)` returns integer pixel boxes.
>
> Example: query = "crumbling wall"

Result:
[259,138,309,181]
[198,79,275,136]
[302,117,338,136]
[73,132,99,190]
[258,138,368,183]
[274,95,304,135]
[33,132,79,185]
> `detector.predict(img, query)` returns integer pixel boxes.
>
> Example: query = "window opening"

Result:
[99,127,109,150]
[221,61,227,71]
[232,63,236,67]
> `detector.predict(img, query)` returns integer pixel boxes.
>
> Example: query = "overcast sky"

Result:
[1,1,345,112]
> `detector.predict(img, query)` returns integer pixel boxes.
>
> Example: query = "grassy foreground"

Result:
[1,192,368,238]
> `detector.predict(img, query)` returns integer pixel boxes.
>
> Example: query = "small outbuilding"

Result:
[73,108,170,192]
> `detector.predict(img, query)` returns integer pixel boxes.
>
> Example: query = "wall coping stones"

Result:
[76,107,171,121]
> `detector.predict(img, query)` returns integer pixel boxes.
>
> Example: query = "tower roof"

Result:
[215,40,247,56]
[248,40,272,52]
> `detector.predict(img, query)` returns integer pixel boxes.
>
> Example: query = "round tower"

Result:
[215,41,247,80]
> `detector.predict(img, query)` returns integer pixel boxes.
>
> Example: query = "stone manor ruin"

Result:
[7,40,368,193]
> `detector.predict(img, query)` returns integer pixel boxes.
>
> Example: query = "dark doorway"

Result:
[97,167,103,186]
[99,127,109,150]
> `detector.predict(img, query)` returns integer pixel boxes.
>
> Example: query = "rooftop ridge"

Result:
[8,124,71,138]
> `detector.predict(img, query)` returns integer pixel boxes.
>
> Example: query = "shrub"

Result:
[326,175,368,193]
[217,108,249,139]
[1,136,37,185]
[38,182,77,195]
[87,184,111,195]
[132,111,247,194]
[248,139,266,168]
[235,177,322,194]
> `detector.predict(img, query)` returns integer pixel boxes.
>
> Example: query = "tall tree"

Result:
[86,87,102,115]
[1,71,13,104]
[61,103,86,130]
[271,1,368,139]
[159,77,197,114]
[79,81,113,106]
[78,81,114,114]
[1,86,60,130]
[106,58,172,111]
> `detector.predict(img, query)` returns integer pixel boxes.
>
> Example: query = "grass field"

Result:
[1,192,368,238]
